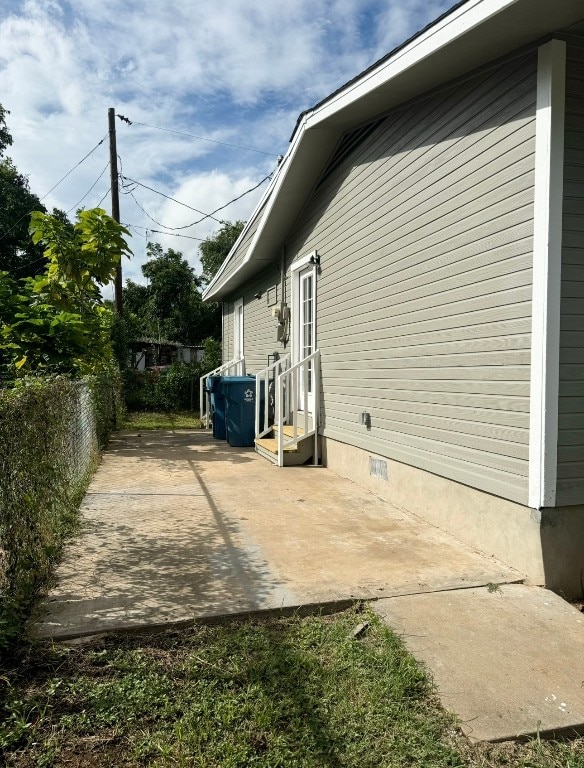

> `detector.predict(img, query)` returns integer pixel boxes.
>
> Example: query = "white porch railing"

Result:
[272,349,320,467]
[254,354,291,439]
[200,357,245,429]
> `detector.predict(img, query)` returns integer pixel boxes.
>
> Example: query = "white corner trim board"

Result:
[528,39,566,510]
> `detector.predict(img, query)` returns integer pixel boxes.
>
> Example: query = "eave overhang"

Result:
[203,0,584,302]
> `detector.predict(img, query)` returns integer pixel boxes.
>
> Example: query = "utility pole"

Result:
[108,107,123,314]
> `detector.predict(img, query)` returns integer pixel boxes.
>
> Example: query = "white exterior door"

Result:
[233,298,244,364]
[294,263,317,414]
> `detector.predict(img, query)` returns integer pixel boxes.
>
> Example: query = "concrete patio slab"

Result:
[33,430,519,639]
[374,584,584,742]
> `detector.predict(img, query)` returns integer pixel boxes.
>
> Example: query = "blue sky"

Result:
[0,0,453,289]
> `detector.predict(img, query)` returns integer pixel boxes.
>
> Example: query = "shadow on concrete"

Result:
[108,430,255,467]
[34,435,288,637]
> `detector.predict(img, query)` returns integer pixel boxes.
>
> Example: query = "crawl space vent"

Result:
[369,457,388,481]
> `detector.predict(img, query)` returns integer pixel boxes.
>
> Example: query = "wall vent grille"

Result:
[369,457,388,481]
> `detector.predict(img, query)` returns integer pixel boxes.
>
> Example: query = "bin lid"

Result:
[221,376,255,384]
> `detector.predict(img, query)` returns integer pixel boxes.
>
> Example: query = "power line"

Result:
[41,133,108,201]
[127,189,172,230]
[117,115,279,157]
[126,223,205,242]
[96,186,111,208]
[0,133,109,245]
[67,162,110,213]
[120,175,224,224]
[14,254,46,275]
[207,172,272,218]
[121,171,272,232]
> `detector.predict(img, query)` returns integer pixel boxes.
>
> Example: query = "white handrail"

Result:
[276,349,320,467]
[200,356,245,429]
[254,354,291,439]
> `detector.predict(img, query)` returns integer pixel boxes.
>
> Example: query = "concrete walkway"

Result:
[34,430,517,639]
[32,430,584,742]
[374,585,584,742]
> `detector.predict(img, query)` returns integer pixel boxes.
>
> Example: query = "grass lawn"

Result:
[1,609,583,767]
[121,411,202,430]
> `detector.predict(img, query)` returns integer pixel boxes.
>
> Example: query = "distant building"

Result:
[129,338,204,370]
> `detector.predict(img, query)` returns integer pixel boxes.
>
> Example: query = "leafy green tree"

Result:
[142,243,197,341]
[0,158,47,275]
[123,243,220,345]
[0,103,74,278]
[0,208,131,378]
[199,220,245,285]
[0,103,12,156]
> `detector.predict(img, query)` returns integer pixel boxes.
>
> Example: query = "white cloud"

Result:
[0,0,456,285]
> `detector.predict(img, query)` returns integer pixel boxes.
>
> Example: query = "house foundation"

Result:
[321,436,584,598]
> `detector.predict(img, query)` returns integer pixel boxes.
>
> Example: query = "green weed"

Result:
[121,410,202,430]
[1,609,583,767]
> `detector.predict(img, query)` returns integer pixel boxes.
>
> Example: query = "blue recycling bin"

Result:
[206,375,227,440]
[223,376,264,447]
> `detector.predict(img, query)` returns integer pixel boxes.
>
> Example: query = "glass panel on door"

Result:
[299,269,315,409]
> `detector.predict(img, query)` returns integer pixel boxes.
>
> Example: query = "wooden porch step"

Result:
[255,428,316,466]
[273,425,305,438]
[255,437,299,454]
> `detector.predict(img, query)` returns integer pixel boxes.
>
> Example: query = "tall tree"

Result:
[0,158,46,276]
[123,242,220,345]
[199,220,245,285]
[0,104,12,156]
[0,208,131,377]
[0,103,63,277]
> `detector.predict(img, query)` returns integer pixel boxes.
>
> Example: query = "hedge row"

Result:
[0,374,122,654]
[123,362,202,412]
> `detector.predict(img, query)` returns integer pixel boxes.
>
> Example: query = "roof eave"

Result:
[204,0,584,302]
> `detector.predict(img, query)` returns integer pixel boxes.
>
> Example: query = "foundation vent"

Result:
[369,457,388,481]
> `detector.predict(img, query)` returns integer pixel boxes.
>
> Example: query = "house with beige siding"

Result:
[203,0,584,598]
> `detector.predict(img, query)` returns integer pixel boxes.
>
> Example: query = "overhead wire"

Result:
[120,171,272,232]
[205,172,272,218]
[126,189,173,230]
[67,162,110,214]
[96,186,111,208]
[120,175,224,223]
[3,120,274,272]
[42,133,108,201]
[0,133,109,246]
[126,223,205,242]
[117,115,279,157]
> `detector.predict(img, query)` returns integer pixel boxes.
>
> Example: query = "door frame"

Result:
[233,297,244,362]
[290,252,317,413]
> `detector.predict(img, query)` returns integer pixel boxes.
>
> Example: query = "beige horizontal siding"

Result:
[557,34,584,506]
[224,268,289,374]
[285,51,537,505]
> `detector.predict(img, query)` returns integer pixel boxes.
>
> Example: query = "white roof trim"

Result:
[305,0,508,129]
[201,167,282,298]
[204,0,583,301]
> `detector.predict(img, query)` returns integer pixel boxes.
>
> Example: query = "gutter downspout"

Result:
[281,245,286,308]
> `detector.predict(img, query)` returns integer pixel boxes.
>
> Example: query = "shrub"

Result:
[123,362,202,412]
[0,373,121,655]
[122,340,223,412]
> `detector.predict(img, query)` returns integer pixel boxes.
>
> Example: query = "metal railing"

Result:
[254,354,291,439]
[275,349,320,467]
[200,357,245,429]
